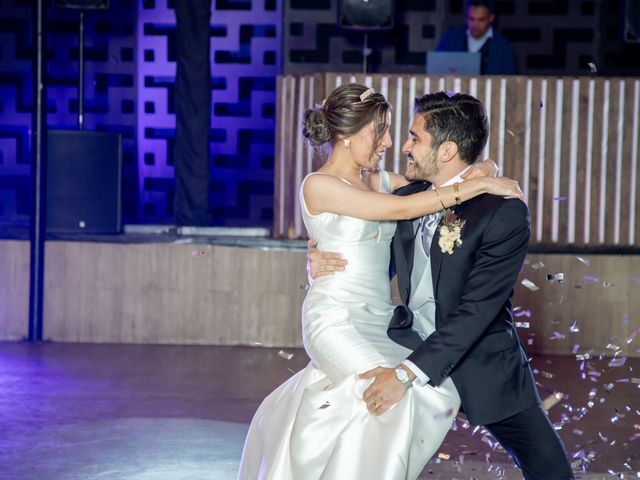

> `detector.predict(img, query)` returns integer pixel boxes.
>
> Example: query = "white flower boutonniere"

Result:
[438,209,466,255]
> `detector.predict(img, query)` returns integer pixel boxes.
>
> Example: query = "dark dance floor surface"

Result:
[0,342,637,479]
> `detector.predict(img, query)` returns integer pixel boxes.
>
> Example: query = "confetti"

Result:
[515,321,530,328]
[521,278,539,291]
[437,452,450,460]
[587,62,597,73]
[608,357,627,367]
[553,195,568,201]
[514,310,532,317]
[606,343,621,351]
[602,281,615,287]
[569,321,580,332]
[249,341,263,347]
[278,350,294,360]
[576,353,592,360]
[582,275,599,283]
[550,331,566,340]
[531,261,546,270]
[547,273,565,283]
[542,392,564,410]
[627,330,638,344]
[576,256,590,266]
[506,129,516,137]
[481,435,497,450]
[191,250,206,257]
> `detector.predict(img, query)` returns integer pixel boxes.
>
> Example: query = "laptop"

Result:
[426,51,481,75]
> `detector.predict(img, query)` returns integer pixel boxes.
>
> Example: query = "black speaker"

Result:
[53,0,110,8]
[46,130,122,234]
[339,0,395,30]
[624,0,640,42]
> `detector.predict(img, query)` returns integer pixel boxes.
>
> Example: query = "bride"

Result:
[237,83,522,480]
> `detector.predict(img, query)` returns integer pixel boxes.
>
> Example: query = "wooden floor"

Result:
[0,343,640,480]
[0,342,637,479]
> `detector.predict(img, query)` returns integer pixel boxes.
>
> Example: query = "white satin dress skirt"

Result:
[237,172,461,480]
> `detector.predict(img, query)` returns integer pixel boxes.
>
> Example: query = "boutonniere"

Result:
[438,209,466,255]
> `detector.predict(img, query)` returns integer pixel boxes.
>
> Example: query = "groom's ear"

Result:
[438,141,459,163]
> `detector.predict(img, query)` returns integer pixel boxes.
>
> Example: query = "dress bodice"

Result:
[299,171,396,276]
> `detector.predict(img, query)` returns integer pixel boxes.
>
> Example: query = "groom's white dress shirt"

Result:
[402,167,470,386]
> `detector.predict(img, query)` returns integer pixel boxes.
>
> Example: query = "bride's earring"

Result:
[343,138,351,149]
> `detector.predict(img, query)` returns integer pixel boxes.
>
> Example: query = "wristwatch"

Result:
[395,366,413,390]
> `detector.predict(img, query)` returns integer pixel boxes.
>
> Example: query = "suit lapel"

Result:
[391,181,430,305]
[430,204,467,309]
[430,217,444,300]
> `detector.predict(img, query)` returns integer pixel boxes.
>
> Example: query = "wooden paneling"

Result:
[0,240,29,340]
[41,242,308,346]
[275,74,640,249]
[1,240,638,357]
[515,254,639,357]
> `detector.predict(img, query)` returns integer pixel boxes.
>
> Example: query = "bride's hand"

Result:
[461,159,499,180]
[482,176,525,201]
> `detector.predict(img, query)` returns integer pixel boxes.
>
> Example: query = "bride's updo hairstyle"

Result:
[302,83,391,150]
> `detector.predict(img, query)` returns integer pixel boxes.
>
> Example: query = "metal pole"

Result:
[362,33,368,73]
[28,0,47,342]
[78,10,84,130]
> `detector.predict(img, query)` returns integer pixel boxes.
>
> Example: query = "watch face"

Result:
[396,368,409,382]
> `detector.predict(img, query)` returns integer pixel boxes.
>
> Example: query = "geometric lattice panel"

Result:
[46,0,138,221]
[138,0,280,226]
[0,0,34,225]
[284,0,640,76]
[0,0,281,228]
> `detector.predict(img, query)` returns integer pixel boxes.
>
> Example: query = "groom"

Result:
[308,92,573,479]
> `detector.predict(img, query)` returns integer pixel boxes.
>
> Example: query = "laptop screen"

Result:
[426,52,481,75]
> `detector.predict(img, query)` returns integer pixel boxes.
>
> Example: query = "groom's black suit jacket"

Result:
[388,181,540,426]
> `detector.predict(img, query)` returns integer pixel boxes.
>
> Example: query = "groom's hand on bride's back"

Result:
[307,239,347,279]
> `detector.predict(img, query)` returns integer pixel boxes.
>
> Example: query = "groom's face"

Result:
[402,115,440,182]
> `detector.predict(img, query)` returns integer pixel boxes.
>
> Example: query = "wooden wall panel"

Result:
[1,240,638,358]
[516,254,639,358]
[0,240,29,340]
[41,242,308,347]
[275,74,640,250]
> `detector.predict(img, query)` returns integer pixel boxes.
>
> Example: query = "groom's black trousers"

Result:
[485,404,574,480]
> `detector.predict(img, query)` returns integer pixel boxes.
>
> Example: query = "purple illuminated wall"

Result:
[0,0,280,227]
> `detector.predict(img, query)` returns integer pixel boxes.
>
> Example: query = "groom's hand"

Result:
[360,367,406,416]
[307,239,347,279]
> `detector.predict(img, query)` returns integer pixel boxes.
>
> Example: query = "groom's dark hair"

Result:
[414,92,489,165]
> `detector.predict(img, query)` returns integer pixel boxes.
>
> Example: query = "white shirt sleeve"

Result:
[402,359,430,386]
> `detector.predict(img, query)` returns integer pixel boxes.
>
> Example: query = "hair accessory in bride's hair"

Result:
[359,88,375,102]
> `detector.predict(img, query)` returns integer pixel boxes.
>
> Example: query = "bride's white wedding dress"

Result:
[237,171,461,480]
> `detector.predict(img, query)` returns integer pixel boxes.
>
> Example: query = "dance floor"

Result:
[0,342,637,479]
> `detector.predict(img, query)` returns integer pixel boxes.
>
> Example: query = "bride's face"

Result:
[348,120,392,170]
